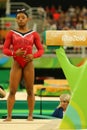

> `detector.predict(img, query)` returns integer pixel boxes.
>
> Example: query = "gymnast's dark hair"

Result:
[16,8,28,17]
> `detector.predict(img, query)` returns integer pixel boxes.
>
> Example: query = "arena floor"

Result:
[0,118,62,130]
[0,91,62,130]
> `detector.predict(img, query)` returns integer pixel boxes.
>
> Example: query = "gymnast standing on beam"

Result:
[3,8,44,121]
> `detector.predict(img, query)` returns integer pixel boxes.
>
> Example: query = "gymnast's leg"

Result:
[4,61,22,121]
[0,86,6,98]
[23,61,35,121]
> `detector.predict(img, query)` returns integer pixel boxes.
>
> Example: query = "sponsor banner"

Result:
[46,30,87,46]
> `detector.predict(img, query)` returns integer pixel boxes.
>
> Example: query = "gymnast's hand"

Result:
[24,54,33,62]
[15,48,25,56]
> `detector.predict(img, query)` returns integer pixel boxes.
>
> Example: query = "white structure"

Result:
[6,0,10,16]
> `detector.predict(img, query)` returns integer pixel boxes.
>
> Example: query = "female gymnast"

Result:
[3,8,44,121]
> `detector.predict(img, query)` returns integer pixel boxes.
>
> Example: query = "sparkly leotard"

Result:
[3,30,44,67]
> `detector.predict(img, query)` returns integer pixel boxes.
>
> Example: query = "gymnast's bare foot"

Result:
[27,116,33,121]
[3,117,12,121]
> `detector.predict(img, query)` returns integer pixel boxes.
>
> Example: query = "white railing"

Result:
[6,2,46,20]
[7,2,31,15]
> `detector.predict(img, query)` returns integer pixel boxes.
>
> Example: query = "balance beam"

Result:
[44,30,87,129]
[44,30,87,46]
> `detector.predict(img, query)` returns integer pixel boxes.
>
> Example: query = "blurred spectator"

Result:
[52,94,71,119]
[43,13,57,31]
[57,5,63,13]
[37,6,46,18]
[45,6,51,16]
[67,5,76,18]
[50,5,56,14]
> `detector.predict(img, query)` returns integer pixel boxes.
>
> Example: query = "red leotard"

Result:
[3,30,44,68]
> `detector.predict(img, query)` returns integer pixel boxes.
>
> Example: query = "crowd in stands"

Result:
[42,5,87,31]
